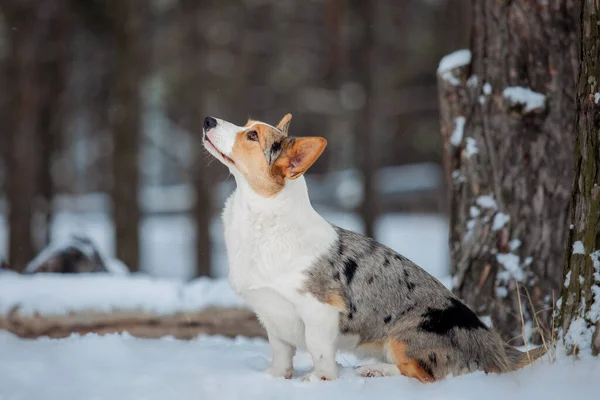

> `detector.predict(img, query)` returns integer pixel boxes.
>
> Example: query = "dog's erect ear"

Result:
[275,137,327,180]
[276,113,292,136]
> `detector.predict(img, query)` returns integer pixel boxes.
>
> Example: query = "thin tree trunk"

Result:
[352,0,377,239]
[179,0,211,277]
[109,0,142,272]
[557,1,600,356]
[3,3,43,272]
[37,2,70,247]
[438,1,579,344]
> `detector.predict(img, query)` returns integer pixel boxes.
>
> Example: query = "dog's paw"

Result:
[301,371,337,382]
[357,364,400,378]
[265,366,293,379]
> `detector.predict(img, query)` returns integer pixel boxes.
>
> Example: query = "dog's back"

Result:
[304,226,545,381]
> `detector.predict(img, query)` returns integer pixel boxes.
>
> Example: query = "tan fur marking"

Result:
[324,291,346,312]
[390,340,435,383]
[230,122,286,197]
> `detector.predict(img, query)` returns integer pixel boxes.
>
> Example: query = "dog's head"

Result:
[202,114,326,197]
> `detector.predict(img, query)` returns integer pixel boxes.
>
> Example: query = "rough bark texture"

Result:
[438,1,579,344]
[0,308,265,340]
[4,2,43,272]
[557,0,600,356]
[109,0,142,272]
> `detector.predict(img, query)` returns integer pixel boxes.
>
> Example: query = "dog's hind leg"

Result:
[357,363,401,378]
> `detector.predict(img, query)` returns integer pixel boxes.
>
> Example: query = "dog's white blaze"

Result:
[208,118,241,155]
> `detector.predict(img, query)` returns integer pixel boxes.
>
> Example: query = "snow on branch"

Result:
[502,86,546,113]
[438,49,471,86]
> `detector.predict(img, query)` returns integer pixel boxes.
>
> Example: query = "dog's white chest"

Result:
[222,189,335,294]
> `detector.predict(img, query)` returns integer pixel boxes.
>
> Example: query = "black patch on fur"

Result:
[270,140,281,155]
[343,259,358,284]
[403,269,409,279]
[348,312,354,319]
[337,241,345,256]
[417,359,434,378]
[419,298,486,337]
[333,272,340,281]
[349,302,357,313]
[383,257,390,267]
[383,315,392,324]
[367,276,374,284]
[399,305,415,316]
[406,280,416,292]
[428,353,437,367]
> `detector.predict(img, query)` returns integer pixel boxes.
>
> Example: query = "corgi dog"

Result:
[202,114,546,382]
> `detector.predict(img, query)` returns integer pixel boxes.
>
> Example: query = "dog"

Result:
[202,114,546,382]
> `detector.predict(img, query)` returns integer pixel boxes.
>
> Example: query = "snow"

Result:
[0,274,244,316]
[492,212,510,231]
[0,331,598,400]
[476,195,498,210]
[502,86,546,112]
[564,270,571,287]
[438,49,471,85]
[573,241,586,255]
[469,206,480,218]
[483,82,492,95]
[467,75,479,87]
[438,49,472,73]
[589,250,600,321]
[509,239,522,251]
[465,137,478,157]
[496,253,524,282]
[450,116,466,146]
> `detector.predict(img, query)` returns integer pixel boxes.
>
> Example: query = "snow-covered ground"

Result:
[0,209,449,283]
[0,274,243,316]
[0,331,598,400]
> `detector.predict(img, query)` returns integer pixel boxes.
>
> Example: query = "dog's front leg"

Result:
[266,332,295,379]
[300,303,339,382]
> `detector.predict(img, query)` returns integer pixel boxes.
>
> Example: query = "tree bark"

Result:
[3,2,44,272]
[351,0,378,239]
[177,0,211,277]
[37,1,70,247]
[109,0,142,272]
[438,1,579,344]
[557,0,600,356]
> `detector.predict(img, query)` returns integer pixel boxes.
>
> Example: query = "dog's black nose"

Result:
[203,116,217,130]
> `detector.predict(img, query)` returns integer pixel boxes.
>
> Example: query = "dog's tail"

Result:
[503,343,547,371]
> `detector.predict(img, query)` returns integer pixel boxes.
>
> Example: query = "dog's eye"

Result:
[246,130,258,141]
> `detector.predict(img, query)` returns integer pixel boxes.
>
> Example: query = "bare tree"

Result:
[351,0,377,238]
[2,1,43,271]
[437,1,579,343]
[37,1,70,246]
[557,0,600,356]
[108,0,143,272]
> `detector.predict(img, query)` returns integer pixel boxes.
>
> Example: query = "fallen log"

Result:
[0,307,266,340]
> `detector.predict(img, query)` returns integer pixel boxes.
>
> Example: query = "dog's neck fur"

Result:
[231,169,317,219]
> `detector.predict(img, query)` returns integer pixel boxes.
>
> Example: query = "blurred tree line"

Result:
[0,0,469,276]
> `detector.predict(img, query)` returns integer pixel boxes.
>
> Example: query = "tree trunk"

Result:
[437,1,579,344]
[351,0,378,239]
[37,2,70,247]
[3,2,43,272]
[177,0,211,277]
[557,0,600,356]
[109,0,142,272]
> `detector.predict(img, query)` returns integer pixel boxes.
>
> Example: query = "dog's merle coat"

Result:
[304,226,538,379]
